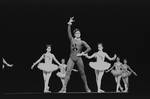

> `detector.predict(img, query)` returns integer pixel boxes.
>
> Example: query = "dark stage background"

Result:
[2,0,149,95]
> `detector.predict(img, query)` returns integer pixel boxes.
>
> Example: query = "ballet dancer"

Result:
[84,43,116,93]
[31,45,61,93]
[121,59,137,92]
[59,17,91,93]
[57,59,78,92]
[106,57,125,92]
[2,58,13,69]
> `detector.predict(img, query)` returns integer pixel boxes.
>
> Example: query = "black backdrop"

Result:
[2,0,149,95]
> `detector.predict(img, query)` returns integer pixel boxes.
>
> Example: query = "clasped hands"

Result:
[77,52,88,57]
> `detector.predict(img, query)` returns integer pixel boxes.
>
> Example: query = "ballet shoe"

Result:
[98,89,105,93]
[86,89,91,92]
[59,90,66,93]
[59,88,66,93]
[120,87,124,92]
[116,90,120,92]
[44,90,51,93]
[123,90,128,92]
[85,87,91,92]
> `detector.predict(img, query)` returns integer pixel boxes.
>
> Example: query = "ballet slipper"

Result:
[120,86,124,92]
[59,87,66,93]
[86,89,91,92]
[123,89,128,92]
[85,86,91,92]
[44,90,51,93]
[116,90,120,92]
[98,89,105,93]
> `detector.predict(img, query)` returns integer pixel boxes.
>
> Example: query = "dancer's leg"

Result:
[115,76,118,83]
[77,58,91,92]
[43,71,47,91]
[95,70,99,83]
[97,71,105,92]
[45,72,52,89]
[116,75,121,92]
[61,78,65,87]
[123,77,129,92]
[59,58,74,92]
[43,71,52,92]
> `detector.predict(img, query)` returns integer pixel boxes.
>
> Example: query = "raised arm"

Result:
[52,54,61,66]
[67,17,75,39]
[105,53,116,61]
[82,41,91,54]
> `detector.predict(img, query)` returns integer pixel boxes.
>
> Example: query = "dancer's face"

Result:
[124,60,127,64]
[46,47,51,52]
[116,57,120,61]
[74,31,81,38]
[61,59,65,64]
[98,44,103,51]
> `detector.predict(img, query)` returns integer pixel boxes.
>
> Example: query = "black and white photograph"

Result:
[2,0,149,99]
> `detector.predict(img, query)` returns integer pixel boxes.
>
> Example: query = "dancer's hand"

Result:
[84,53,88,58]
[68,17,75,25]
[31,63,35,69]
[8,64,13,67]
[72,69,78,72]
[133,72,137,76]
[77,52,85,56]
[77,53,82,56]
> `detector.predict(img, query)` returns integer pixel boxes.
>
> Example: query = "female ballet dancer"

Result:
[121,59,137,92]
[84,43,116,93]
[2,58,13,69]
[57,59,78,92]
[31,45,61,93]
[59,17,91,93]
[106,57,125,92]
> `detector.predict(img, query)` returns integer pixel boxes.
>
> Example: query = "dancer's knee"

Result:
[66,70,72,76]
[80,69,85,75]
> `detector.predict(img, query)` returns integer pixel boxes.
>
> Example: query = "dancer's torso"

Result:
[114,62,123,70]
[60,64,67,74]
[122,64,129,72]
[44,53,53,64]
[70,38,83,61]
[95,51,105,62]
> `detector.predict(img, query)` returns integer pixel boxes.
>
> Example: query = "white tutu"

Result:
[37,63,58,72]
[122,71,131,78]
[89,61,111,70]
[111,69,125,76]
[56,72,66,78]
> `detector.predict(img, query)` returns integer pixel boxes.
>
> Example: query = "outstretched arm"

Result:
[105,64,116,72]
[67,17,75,39]
[105,53,116,61]
[31,54,44,69]
[52,54,61,66]
[127,65,137,76]
[3,58,13,67]
[85,53,96,59]
[82,41,91,54]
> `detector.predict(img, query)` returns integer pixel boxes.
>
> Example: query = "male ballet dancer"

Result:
[59,17,91,93]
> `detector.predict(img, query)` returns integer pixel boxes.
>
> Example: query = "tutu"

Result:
[122,71,131,78]
[56,72,66,78]
[89,61,111,70]
[37,63,58,72]
[111,69,124,76]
